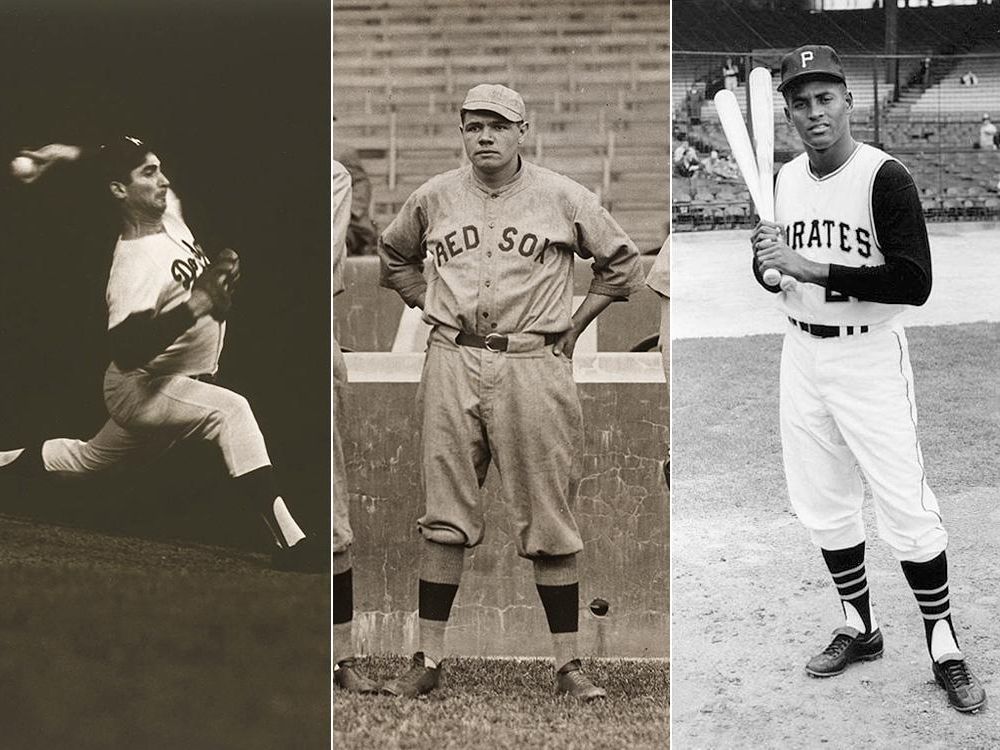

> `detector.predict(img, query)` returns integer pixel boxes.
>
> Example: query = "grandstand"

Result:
[333,0,669,251]
[672,0,1000,229]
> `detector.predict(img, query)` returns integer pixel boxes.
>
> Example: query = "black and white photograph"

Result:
[332,0,670,747]
[672,0,1000,746]
[0,1,331,747]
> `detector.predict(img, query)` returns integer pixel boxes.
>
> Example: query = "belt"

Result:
[455,332,560,352]
[788,316,869,338]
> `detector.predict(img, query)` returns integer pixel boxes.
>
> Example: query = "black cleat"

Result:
[381,652,441,698]
[335,659,380,694]
[933,658,987,713]
[271,536,327,574]
[806,627,884,678]
[556,659,607,702]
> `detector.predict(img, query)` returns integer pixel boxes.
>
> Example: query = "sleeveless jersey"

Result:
[775,143,906,327]
[105,190,225,376]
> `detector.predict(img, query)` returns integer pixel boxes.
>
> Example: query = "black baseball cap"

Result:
[98,135,151,182]
[777,45,847,93]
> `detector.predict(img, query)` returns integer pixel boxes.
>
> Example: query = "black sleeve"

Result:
[825,160,932,305]
[108,304,197,371]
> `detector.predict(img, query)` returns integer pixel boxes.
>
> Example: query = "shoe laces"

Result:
[822,634,854,658]
[942,660,972,688]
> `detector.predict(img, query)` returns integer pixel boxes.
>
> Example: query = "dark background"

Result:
[0,0,330,549]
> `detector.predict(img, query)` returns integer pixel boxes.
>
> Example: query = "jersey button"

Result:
[490,323,498,329]
[491,193,498,198]
[486,251,493,257]
[482,312,489,318]
[485,280,491,287]
[488,222,495,228]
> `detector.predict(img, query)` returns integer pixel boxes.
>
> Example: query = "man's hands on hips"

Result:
[752,220,829,285]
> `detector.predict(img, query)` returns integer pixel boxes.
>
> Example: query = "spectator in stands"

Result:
[686,83,703,125]
[960,70,978,87]
[334,144,379,255]
[921,56,932,87]
[675,145,702,178]
[978,114,997,151]
[723,57,739,92]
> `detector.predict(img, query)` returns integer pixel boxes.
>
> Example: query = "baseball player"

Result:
[378,84,645,700]
[332,158,378,692]
[0,137,324,573]
[752,45,986,712]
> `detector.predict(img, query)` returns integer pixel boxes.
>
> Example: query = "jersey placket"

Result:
[476,189,501,336]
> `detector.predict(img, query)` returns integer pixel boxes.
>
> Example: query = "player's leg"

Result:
[332,339,378,693]
[489,349,604,701]
[780,331,880,676]
[829,328,985,710]
[110,373,321,570]
[382,342,488,698]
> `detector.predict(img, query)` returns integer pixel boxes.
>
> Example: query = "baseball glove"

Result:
[192,259,234,321]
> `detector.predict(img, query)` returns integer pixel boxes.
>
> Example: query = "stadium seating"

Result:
[333,0,669,251]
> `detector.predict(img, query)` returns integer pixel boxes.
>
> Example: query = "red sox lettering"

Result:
[429,223,564,267]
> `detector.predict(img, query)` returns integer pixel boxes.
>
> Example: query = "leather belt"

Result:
[455,332,560,352]
[788,316,869,338]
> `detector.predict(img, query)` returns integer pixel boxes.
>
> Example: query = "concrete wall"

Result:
[343,353,669,658]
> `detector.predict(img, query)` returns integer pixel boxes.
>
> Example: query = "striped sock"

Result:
[418,540,464,667]
[821,542,877,635]
[901,552,961,662]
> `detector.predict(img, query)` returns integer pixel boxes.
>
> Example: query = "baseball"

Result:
[589,597,610,617]
[762,268,781,286]
[10,156,37,180]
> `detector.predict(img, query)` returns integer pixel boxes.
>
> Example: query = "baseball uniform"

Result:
[332,160,353,556]
[751,45,985,711]
[380,159,644,556]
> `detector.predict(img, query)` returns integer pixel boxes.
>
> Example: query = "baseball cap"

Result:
[461,84,526,122]
[777,45,847,93]
[98,135,151,181]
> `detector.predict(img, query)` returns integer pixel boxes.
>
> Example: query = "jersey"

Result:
[105,190,225,377]
[774,143,907,327]
[646,237,669,298]
[379,159,645,335]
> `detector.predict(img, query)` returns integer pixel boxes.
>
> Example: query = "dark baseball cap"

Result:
[777,45,847,93]
[98,135,152,182]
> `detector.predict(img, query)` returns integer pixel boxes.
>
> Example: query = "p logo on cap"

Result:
[778,45,846,93]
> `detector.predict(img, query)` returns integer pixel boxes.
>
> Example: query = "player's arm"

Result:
[754,162,931,304]
[556,193,646,357]
[108,257,235,371]
[378,190,428,309]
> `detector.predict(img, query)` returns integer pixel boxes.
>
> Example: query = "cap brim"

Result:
[777,71,846,93]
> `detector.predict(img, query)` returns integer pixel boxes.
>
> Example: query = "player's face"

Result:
[784,79,853,152]
[114,153,171,219]
[460,111,527,174]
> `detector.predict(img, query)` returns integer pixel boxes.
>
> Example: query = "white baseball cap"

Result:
[461,84,526,122]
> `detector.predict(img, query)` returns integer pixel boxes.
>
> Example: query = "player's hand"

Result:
[216,248,241,291]
[190,261,234,321]
[752,221,807,281]
[552,329,579,360]
[13,144,82,184]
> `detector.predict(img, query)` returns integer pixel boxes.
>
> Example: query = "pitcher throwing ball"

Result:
[1,137,324,573]
[752,45,986,712]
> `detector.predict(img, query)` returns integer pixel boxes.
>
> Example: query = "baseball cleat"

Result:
[556,659,607,702]
[933,658,987,713]
[805,627,883,677]
[334,659,380,694]
[381,652,441,698]
[271,536,327,574]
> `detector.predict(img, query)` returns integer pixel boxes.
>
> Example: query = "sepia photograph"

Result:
[332,0,670,747]
[671,0,1000,746]
[0,1,331,747]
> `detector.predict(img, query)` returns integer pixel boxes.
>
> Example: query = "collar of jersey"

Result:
[807,142,863,182]
[469,155,526,197]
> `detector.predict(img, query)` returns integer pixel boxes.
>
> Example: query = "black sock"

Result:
[821,542,874,634]
[535,582,579,634]
[901,552,958,659]
[232,465,304,548]
[333,568,353,626]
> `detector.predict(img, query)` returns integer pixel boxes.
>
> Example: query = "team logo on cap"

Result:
[800,51,814,68]
[124,136,144,147]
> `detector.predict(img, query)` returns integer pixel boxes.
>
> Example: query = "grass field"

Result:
[672,323,1000,747]
[0,515,329,750]
[333,656,668,749]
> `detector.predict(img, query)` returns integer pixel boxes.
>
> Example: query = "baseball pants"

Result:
[41,367,271,479]
[332,337,353,554]
[416,330,584,558]
[780,321,947,562]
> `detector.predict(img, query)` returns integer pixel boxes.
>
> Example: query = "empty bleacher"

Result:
[333,0,669,251]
